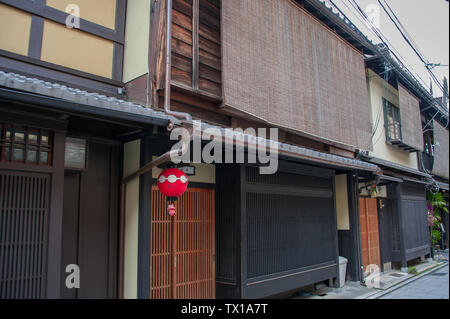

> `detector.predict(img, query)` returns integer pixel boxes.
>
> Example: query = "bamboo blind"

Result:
[221,0,372,150]
[432,120,449,179]
[398,84,424,152]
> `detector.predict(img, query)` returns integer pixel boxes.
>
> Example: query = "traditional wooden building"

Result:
[1,0,447,300]
[0,0,170,299]
[130,0,383,299]
[360,56,449,274]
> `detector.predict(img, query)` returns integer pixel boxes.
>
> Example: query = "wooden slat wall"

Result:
[172,0,194,87]
[245,166,336,280]
[198,0,221,96]
[398,84,424,152]
[151,186,215,299]
[171,0,222,97]
[0,171,50,299]
[432,120,449,179]
[221,0,372,150]
[401,183,429,254]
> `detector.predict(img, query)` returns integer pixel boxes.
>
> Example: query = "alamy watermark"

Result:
[364,264,381,289]
[169,121,279,175]
[65,4,80,29]
[365,4,381,29]
[65,264,80,289]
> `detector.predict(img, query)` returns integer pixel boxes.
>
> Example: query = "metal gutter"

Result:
[199,122,381,173]
[380,175,404,183]
[367,156,432,179]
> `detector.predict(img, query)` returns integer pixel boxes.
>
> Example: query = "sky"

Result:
[324,0,449,101]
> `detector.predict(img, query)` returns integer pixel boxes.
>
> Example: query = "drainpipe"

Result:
[117,0,193,298]
[164,0,192,124]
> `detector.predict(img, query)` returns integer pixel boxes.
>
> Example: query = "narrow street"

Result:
[379,264,449,299]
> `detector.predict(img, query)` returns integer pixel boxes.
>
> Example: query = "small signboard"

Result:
[179,165,196,176]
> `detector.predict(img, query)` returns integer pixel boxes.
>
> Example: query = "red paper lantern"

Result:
[157,168,188,199]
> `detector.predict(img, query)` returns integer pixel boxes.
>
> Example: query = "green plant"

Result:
[408,266,418,275]
[427,192,449,217]
[427,191,449,246]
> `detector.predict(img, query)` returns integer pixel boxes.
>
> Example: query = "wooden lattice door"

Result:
[151,186,215,299]
[359,197,381,273]
[0,171,51,299]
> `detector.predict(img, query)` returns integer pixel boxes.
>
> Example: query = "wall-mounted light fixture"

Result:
[64,137,87,170]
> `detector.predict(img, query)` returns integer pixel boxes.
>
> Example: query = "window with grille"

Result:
[0,124,52,166]
[383,99,402,143]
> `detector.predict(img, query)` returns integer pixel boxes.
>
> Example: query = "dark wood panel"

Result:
[172,8,193,30]
[245,263,337,299]
[172,23,193,45]
[198,77,221,96]
[60,142,119,299]
[378,198,392,267]
[28,16,44,59]
[246,193,336,279]
[172,53,193,73]
[172,67,192,87]
[199,63,221,84]
[0,171,51,299]
[199,0,220,18]
[199,9,220,30]
[199,23,220,45]
[168,0,222,100]
[199,49,221,70]
[199,36,221,58]
[61,172,80,299]
[77,143,116,299]
[173,0,193,17]
[172,38,193,59]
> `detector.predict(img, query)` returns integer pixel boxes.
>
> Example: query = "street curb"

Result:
[361,262,449,299]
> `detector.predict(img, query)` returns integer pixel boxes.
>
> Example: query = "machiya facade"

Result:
[0,0,448,300]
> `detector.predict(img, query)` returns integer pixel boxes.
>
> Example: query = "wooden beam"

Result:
[148,0,167,108]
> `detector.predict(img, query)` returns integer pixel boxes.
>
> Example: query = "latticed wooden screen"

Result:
[151,186,215,299]
[0,171,50,299]
[359,197,381,271]
[221,0,372,150]
[398,84,424,152]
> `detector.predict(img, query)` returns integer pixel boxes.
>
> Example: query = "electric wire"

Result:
[378,0,446,94]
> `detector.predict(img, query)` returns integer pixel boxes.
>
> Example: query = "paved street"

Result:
[379,264,449,299]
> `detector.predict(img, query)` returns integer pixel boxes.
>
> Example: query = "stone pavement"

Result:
[292,250,449,299]
[378,264,449,299]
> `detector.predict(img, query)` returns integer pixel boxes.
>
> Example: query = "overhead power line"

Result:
[378,0,445,95]
[326,0,449,120]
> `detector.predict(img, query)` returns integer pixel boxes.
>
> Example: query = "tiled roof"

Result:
[0,70,380,173]
[0,70,180,125]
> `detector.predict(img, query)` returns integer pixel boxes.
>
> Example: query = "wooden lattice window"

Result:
[383,99,402,143]
[0,124,53,166]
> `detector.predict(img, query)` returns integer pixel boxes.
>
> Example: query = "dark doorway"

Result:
[61,142,119,299]
[378,198,393,269]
